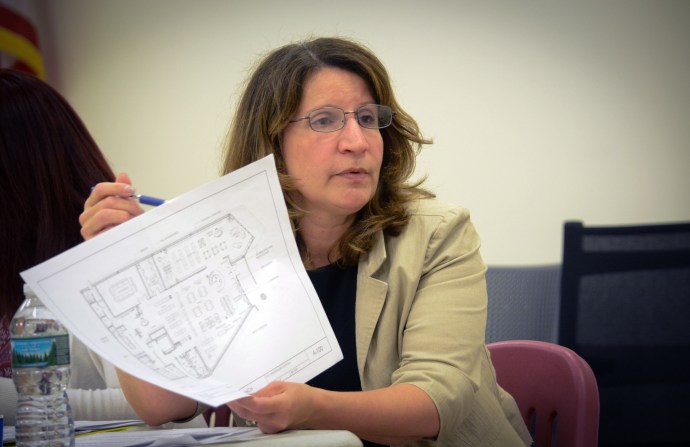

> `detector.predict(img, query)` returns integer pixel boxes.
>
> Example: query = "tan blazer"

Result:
[356,199,532,446]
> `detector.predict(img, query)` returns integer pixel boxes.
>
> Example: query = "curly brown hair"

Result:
[221,37,434,267]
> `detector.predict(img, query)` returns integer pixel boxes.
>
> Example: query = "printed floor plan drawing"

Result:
[81,214,256,380]
[23,155,343,406]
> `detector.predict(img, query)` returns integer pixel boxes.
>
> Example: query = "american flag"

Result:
[0,0,45,78]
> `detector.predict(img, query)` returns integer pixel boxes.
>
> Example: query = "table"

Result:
[204,429,363,446]
[3,424,363,447]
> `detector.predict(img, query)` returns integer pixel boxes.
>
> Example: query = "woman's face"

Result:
[282,67,384,221]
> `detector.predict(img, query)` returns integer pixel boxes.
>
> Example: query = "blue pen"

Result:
[90,187,166,206]
[134,194,166,206]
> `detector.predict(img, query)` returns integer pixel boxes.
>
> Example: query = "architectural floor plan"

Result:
[82,213,256,380]
[23,155,342,406]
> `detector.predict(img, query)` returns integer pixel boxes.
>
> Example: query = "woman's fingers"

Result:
[227,382,310,434]
[80,203,140,239]
[79,173,144,240]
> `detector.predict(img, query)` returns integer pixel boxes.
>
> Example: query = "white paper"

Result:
[21,155,342,407]
[3,424,360,447]
[3,420,145,444]
[74,427,265,447]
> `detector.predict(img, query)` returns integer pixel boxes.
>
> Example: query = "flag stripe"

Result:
[0,26,45,77]
[0,3,44,78]
[0,4,39,46]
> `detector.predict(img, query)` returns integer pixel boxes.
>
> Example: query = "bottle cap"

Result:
[22,284,36,297]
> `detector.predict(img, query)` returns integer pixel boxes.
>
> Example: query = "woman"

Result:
[0,69,140,423]
[80,37,532,446]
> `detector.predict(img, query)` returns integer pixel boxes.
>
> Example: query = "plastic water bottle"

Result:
[10,285,74,447]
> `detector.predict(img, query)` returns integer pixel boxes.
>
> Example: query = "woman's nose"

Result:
[338,114,369,152]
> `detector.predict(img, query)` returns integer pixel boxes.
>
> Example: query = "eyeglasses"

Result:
[288,104,394,133]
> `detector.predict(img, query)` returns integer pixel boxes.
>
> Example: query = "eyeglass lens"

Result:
[308,105,392,132]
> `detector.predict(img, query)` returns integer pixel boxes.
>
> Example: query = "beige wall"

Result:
[34,0,690,264]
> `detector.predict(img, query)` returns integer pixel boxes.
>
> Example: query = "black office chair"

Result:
[559,220,690,447]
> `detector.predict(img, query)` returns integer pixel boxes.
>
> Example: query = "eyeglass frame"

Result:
[287,104,395,133]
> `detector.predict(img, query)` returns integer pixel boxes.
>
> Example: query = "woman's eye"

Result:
[358,113,376,125]
[312,116,333,126]
[310,110,340,129]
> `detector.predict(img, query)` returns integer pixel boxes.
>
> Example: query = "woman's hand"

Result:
[228,382,316,434]
[228,382,439,444]
[79,172,144,240]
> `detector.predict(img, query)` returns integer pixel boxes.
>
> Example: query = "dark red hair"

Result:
[0,69,115,318]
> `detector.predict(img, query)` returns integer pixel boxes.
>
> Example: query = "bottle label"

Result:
[11,334,70,368]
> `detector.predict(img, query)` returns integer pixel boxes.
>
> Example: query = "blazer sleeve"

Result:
[388,205,489,437]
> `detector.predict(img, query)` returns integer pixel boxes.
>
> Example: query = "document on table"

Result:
[73,427,266,447]
[21,155,342,407]
[3,420,145,444]
[3,423,266,447]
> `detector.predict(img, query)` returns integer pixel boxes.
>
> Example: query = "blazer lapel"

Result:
[355,232,388,378]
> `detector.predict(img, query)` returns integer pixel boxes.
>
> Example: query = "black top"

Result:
[306,262,360,392]
[306,263,385,447]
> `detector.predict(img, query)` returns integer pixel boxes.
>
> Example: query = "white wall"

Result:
[35,0,690,264]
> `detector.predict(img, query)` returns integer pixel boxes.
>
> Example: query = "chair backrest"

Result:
[485,264,561,343]
[487,340,600,447]
[559,220,690,446]
[204,404,232,427]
